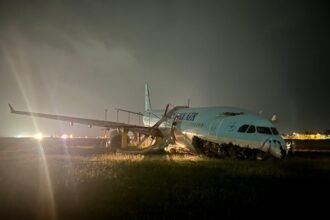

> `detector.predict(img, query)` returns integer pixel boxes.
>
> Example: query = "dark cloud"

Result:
[0,0,329,136]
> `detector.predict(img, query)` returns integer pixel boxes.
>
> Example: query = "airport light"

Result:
[34,133,43,141]
[284,132,330,140]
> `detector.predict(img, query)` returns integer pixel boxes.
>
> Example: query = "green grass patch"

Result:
[0,142,329,219]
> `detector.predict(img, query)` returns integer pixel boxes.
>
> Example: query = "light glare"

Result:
[34,133,43,141]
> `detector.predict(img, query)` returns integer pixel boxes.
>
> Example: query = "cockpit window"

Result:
[271,127,279,135]
[247,125,256,133]
[256,126,272,135]
[238,124,249,132]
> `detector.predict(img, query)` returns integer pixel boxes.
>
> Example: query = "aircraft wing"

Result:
[8,104,160,137]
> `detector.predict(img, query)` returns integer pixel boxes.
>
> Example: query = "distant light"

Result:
[34,133,43,141]
[61,134,68,139]
[16,133,30,138]
[284,132,330,140]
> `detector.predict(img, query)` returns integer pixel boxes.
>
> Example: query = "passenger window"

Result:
[238,124,249,132]
[247,125,256,133]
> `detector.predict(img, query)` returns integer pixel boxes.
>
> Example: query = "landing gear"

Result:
[103,131,130,153]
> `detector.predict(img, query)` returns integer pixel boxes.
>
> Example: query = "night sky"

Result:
[0,0,329,137]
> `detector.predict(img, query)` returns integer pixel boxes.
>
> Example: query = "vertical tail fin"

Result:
[145,83,152,112]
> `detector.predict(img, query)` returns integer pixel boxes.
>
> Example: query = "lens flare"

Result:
[34,132,43,141]
[2,43,57,220]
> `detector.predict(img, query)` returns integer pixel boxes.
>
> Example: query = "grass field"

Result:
[0,138,329,219]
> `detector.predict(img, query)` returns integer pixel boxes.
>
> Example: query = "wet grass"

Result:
[0,138,329,219]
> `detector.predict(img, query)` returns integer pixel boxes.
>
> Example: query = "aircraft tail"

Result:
[145,84,152,112]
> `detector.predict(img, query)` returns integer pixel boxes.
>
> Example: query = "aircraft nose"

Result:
[272,139,286,159]
[279,145,286,159]
[267,139,286,159]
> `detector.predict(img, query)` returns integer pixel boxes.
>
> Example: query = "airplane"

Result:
[8,84,287,159]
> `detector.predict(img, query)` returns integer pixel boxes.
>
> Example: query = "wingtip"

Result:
[8,104,15,113]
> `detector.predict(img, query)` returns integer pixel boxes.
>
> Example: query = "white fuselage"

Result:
[143,106,287,159]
